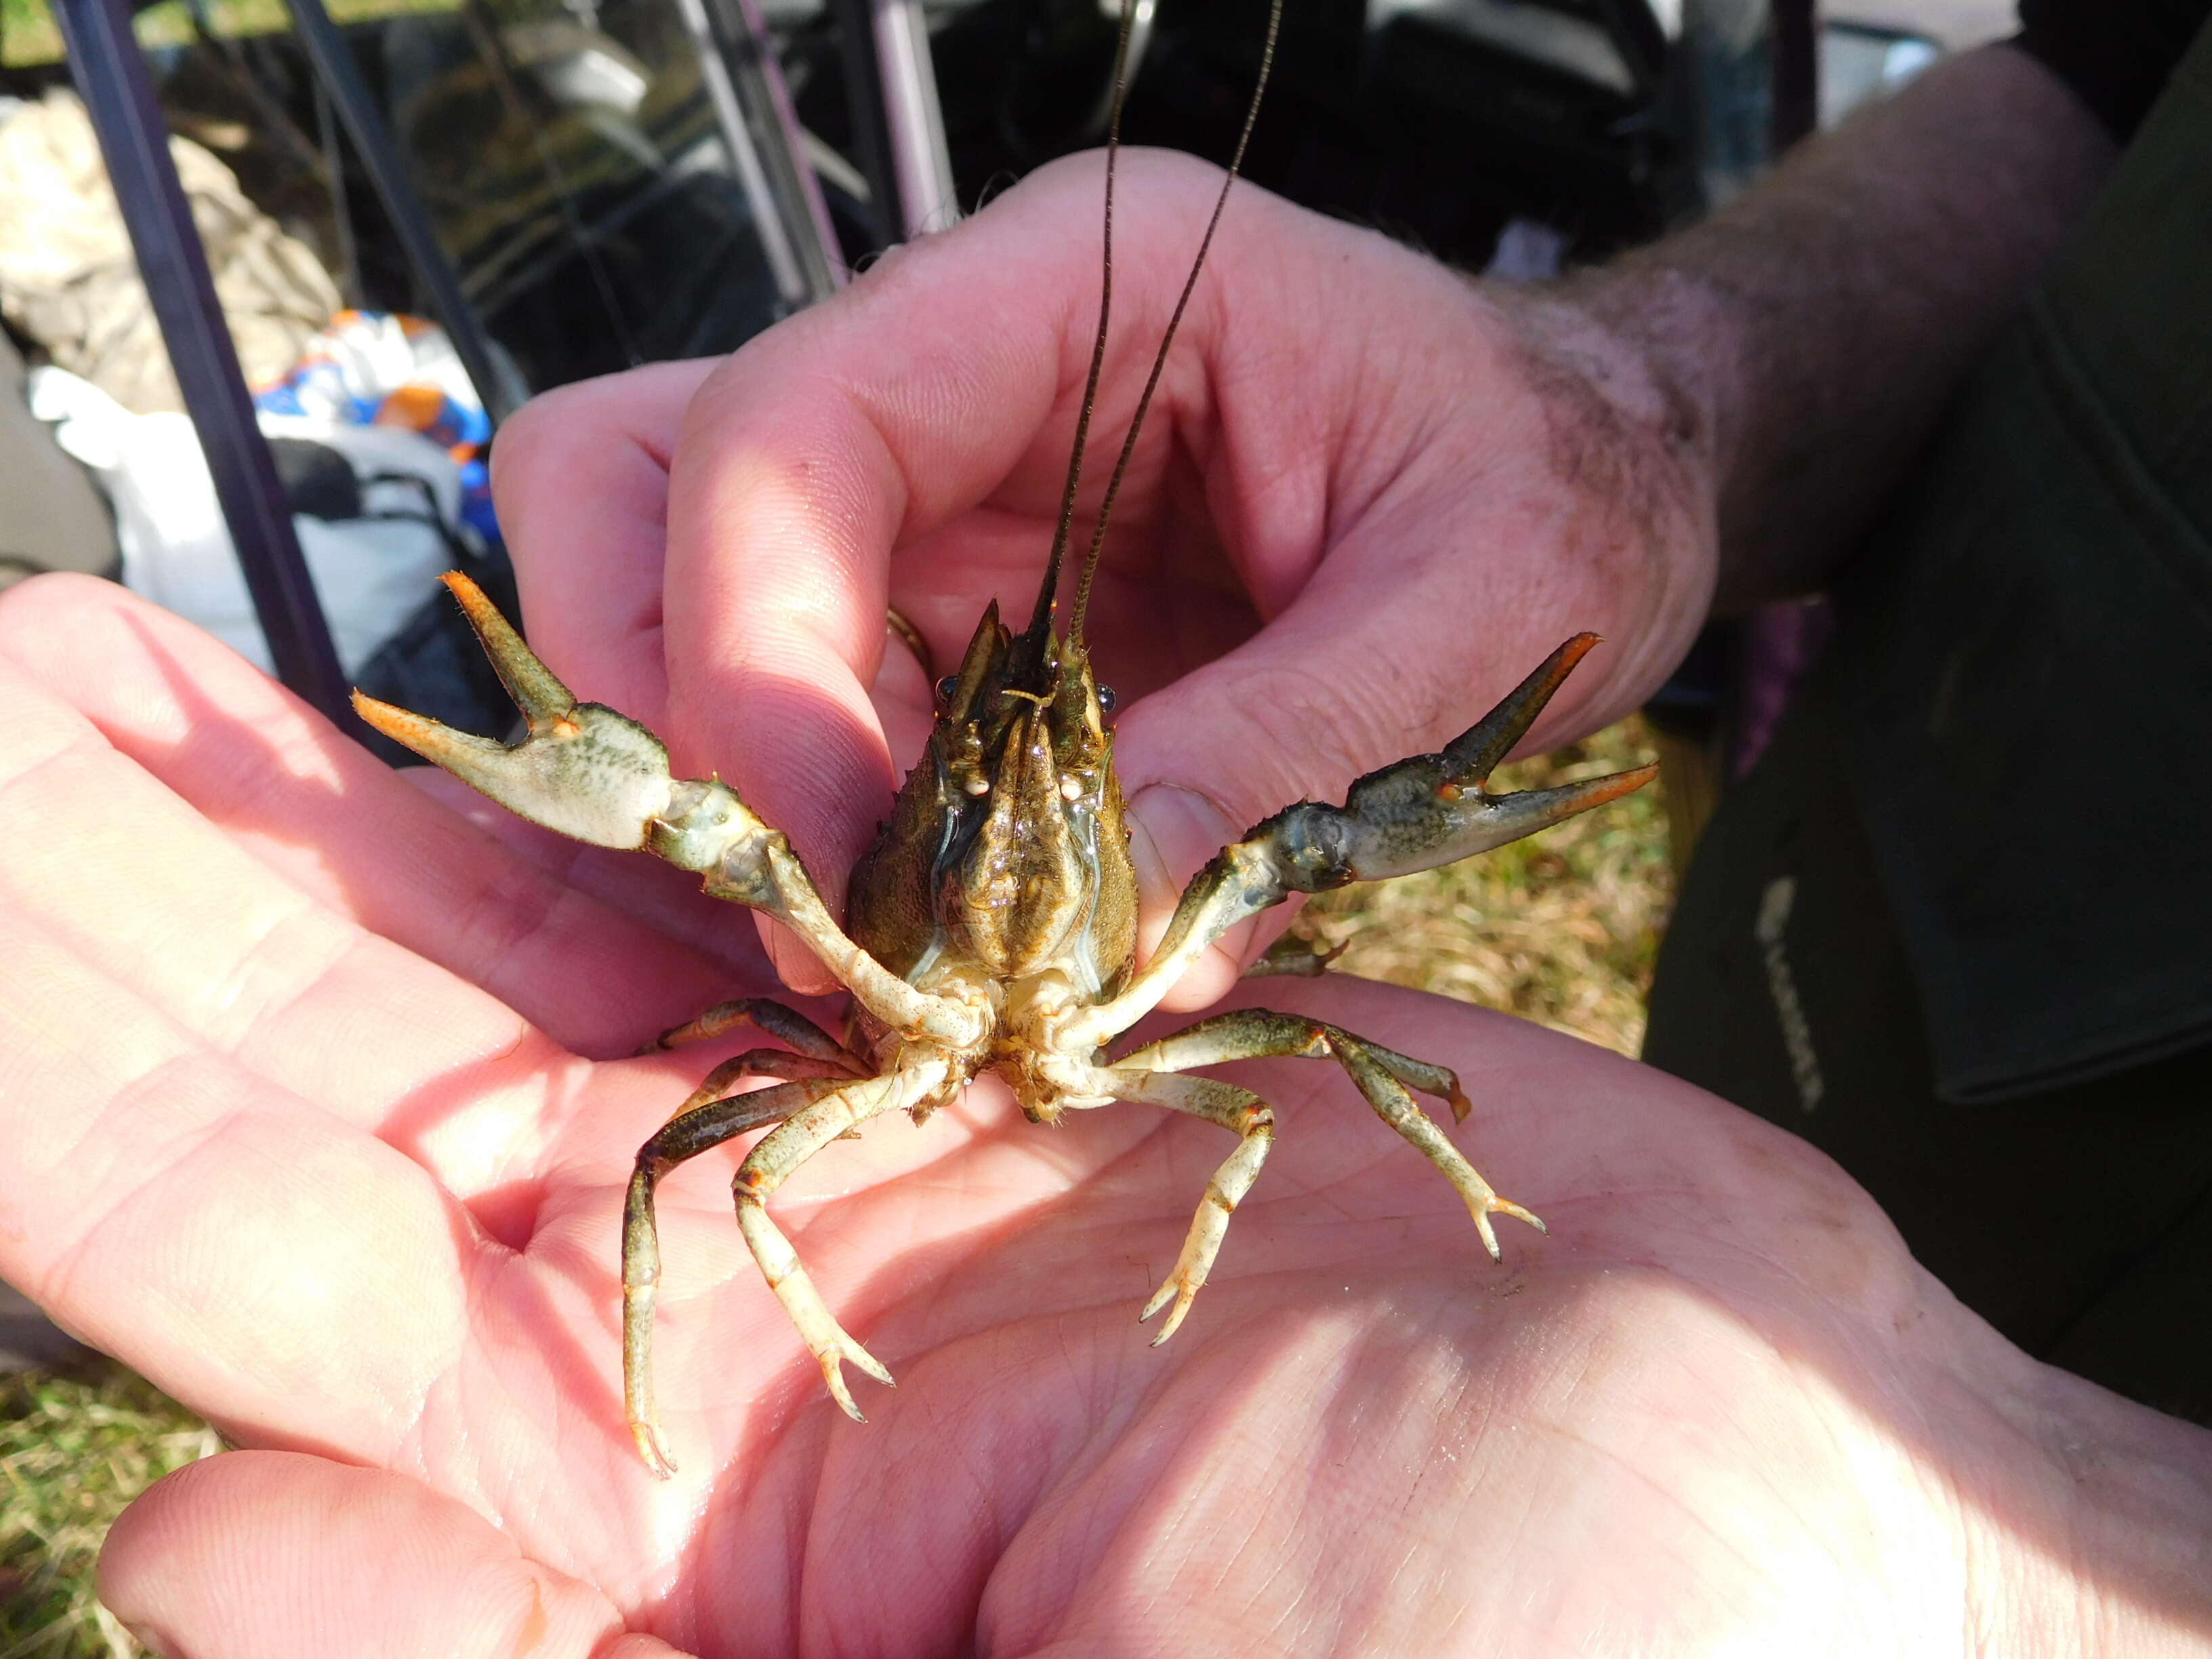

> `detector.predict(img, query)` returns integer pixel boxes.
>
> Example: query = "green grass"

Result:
[0,724,1668,1654]
[1284,717,1673,1057]
[0,1364,213,1659]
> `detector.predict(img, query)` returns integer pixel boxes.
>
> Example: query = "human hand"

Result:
[4,580,2205,1657]
[488,150,1715,1007]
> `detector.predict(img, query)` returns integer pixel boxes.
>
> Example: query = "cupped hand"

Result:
[5,579,2205,1658]
[490,150,1716,1005]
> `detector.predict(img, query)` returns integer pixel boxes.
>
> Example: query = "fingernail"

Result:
[1126,783,1240,914]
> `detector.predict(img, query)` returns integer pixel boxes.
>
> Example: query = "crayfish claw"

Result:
[354,573,677,849]
[1242,935,1347,979]
[439,570,576,733]
[1441,632,1603,791]
[1469,1193,1548,1262]
[1256,638,1657,890]
[821,1356,867,1423]
[1490,1196,1547,1235]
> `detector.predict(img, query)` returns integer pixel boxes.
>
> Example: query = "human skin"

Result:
[0,576,2206,1656]
[10,30,2202,1659]
[476,43,2111,1007]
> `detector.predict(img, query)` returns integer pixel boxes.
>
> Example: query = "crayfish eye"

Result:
[935,674,959,704]
[1097,684,1118,714]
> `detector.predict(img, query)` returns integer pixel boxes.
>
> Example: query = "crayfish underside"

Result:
[356,572,1652,1475]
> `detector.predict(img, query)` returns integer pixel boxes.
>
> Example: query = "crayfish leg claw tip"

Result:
[850,1346,896,1387]
[1139,1278,1196,1344]
[632,1423,679,1480]
[1487,1195,1547,1235]
[1475,1217,1504,1261]
[827,1380,862,1422]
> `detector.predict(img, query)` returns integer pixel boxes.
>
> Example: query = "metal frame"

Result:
[53,0,353,724]
[52,0,867,728]
[824,0,954,243]
[287,0,520,421]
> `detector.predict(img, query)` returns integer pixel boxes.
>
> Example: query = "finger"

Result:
[494,359,720,729]
[1111,480,1660,1010]
[102,1452,692,1659]
[1109,542,1498,1008]
[0,575,750,1057]
[0,652,550,1157]
[659,150,1237,992]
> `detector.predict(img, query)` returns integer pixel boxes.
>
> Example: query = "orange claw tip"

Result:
[1492,636,1608,745]
[1530,632,1604,700]
[438,570,525,647]
[350,689,439,749]
[1557,630,1603,663]
[1565,761,1660,813]
[438,569,527,647]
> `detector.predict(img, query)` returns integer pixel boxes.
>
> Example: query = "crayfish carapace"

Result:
[355,0,1654,1477]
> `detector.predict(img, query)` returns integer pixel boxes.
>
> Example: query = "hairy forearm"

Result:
[1584,43,2116,608]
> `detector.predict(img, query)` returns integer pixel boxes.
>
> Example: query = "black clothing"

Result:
[1645,8,2212,1422]
[2018,0,2212,140]
[1646,669,2212,1425]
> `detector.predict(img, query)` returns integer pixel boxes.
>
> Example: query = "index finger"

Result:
[660,150,1252,991]
[491,358,718,730]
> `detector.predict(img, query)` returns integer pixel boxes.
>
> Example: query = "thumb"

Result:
[1122,777,1277,1012]
[1114,642,1419,1012]
[100,1452,687,1659]
[1112,579,1633,1010]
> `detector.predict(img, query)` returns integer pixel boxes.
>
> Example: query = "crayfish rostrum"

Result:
[354,0,1654,1478]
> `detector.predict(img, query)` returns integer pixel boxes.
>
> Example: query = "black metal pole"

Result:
[53,0,355,726]
[728,0,842,286]
[706,0,840,300]
[824,0,902,247]
[285,0,518,422]
[1769,0,1819,152]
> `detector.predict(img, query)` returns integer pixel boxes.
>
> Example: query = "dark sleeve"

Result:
[2014,0,2212,141]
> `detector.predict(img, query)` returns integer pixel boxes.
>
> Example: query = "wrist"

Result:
[1463,271,1724,725]
[1559,46,2113,608]
[1964,1358,2212,1654]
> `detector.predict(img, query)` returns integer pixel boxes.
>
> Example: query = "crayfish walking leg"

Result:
[1117,1010,1544,1263]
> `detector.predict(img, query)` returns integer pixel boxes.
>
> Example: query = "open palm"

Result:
[5,578,2204,1657]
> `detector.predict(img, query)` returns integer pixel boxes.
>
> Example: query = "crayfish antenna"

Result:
[1066,0,1284,647]
[1023,0,1286,668]
[1017,0,1143,680]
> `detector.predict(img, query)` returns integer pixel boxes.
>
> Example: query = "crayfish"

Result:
[354,0,1654,1477]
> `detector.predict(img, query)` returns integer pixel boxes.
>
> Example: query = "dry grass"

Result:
[0,0,455,68]
[1282,717,1673,1056]
[0,723,1668,1652]
[0,1364,213,1659]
